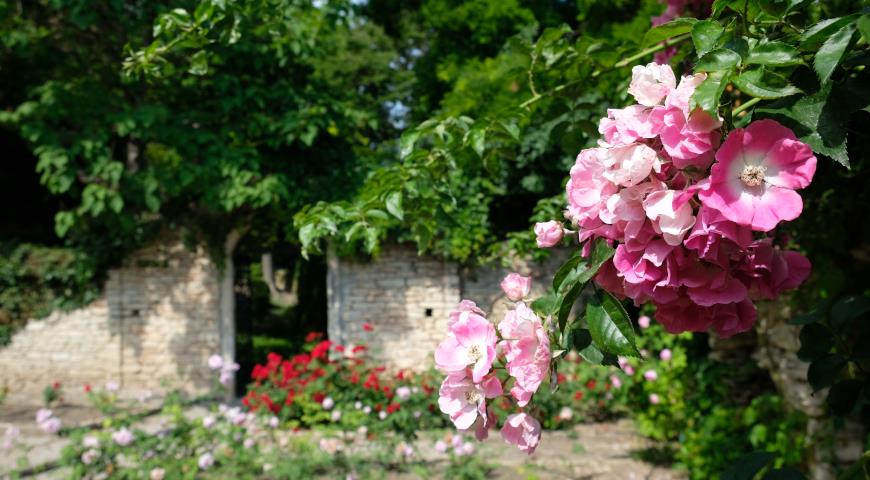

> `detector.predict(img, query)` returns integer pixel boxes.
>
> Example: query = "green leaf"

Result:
[756,83,849,166]
[800,15,859,51]
[691,68,731,116]
[831,295,870,332]
[695,48,742,72]
[797,323,834,361]
[827,379,863,416]
[814,23,856,85]
[299,223,316,247]
[553,250,582,292]
[571,328,592,352]
[399,128,421,159]
[720,452,776,480]
[578,341,604,363]
[807,354,846,392]
[586,290,639,357]
[499,119,520,141]
[557,281,584,332]
[747,41,802,66]
[188,50,209,76]
[733,69,802,99]
[531,293,559,318]
[467,125,486,158]
[641,17,697,48]
[692,20,725,58]
[762,467,806,480]
[858,15,870,43]
[385,192,403,221]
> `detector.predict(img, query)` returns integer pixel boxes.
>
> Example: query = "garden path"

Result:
[0,403,685,479]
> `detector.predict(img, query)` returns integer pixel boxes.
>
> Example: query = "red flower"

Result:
[386,403,400,414]
[574,391,584,401]
[83,384,92,393]
[585,379,597,390]
[292,354,311,366]
[374,403,382,412]
[350,372,360,384]
[305,332,323,343]
[267,352,283,368]
[252,365,270,382]
[334,345,345,352]
[396,370,405,380]
[557,373,567,385]
[52,381,61,390]
[352,345,367,354]
[312,392,326,404]
[261,393,279,413]
[311,340,332,359]
[363,323,374,332]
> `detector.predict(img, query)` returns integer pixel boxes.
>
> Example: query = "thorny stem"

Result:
[733,97,761,116]
[519,33,691,109]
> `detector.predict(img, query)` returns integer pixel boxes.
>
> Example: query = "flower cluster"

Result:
[35,408,62,434]
[563,62,814,337]
[435,274,547,454]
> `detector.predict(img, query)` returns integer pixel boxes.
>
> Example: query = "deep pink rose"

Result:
[698,119,817,232]
[500,273,532,302]
[684,206,753,266]
[736,240,811,299]
[534,221,564,248]
[500,413,541,455]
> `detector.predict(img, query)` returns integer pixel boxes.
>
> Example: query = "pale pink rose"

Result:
[625,365,635,375]
[736,240,811,299]
[599,105,664,145]
[40,417,62,435]
[105,381,119,393]
[643,190,696,246]
[321,397,335,410]
[558,407,573,421]
[534,221,564,248]
[566,148,619,226]
[35,409,53,425]
[268,416,279,428]
[500,413,542,455]
[82,435,100,448]
[198,452,214,470]
[458,442,476,456]
[81,449,99,465]
[202,415,216,429]
[649,393,661,404]
[638,315,651,328]
[601,143,661,187]
[396,386,412,401]
[699,119,816,232]
[378,411,388,420]
[628,62,676,106]
[150,468,166,480]
[684,206,754,266]
[660,349,672,361]
[437,374,502,430]
[447,300,486,328]
[498,303,551,406]
[644,370,658,381]
[112,427,134,446]
[500,273,532,301]
[609,375,622,389]
[435,311,498,383]
[207,354,223,370]
[665,73,707,113]
[434,440,448,454]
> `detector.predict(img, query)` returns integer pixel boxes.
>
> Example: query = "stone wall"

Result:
[327,244,568,370]
[0,239,223,405]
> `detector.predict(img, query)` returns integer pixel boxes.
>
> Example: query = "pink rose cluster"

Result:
[567,62,815,337]
[434,274,548,454]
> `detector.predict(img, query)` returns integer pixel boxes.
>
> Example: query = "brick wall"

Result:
[0,239,222,405]
[327,244,568,370]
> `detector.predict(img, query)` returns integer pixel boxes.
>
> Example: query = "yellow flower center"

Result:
[740,165,766,187]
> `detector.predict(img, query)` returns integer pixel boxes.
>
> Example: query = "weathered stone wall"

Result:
[327,244,568,370]
[0,239,222,405]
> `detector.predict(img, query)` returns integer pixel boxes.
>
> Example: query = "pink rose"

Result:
[644,370,658,381]
[684,206,753,266]
[649,393,661,404]
[207,354,223,370]
[659,349,672,361]
[437,374,502,430]
[643,189,696,246]
[628,62,676,106]
[498,303,550,406]
[447,300,486,328]
[638,315,651,328]
[601,143,661,188]
[435,311,497,383]
[736,240,811,299]
[599,105,664,145]
[500,413,542,455]
[534,221,564,248]
[500,273,531,302]
[566,148,619,226]
[698,119,816,232]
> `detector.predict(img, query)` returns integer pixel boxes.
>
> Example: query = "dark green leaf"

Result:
[808,354,846,392]
[467,125,486,158]
[499,120,520,141]
[531,293,559,318]
[553,250,582,292]
[691,68,732,116]
[695,48,742,72]
[831,295,870,332]
[797,323,834,361]
[800,15,859,51]
[827,379,863,416]
[747,41,802,66]
[642,17,697,47]
[814,23,857,85]
[763,467,806,480]
[557,281,584,332]
[572,328,592,352]
[385,192,403,221]
[587,290,639,357]
[188,50,209,76]
[733,69,801,99]
[720,452,776,480]
[692,20,726,58]
[851,333,870,361]
[858,15,870,43]
[578,341,604,363]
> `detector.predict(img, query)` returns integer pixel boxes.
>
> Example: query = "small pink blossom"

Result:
[599,105,663,145]
[644,189,696,246]
[644,370,658,381]
[498,303,550,406]
[534,221,564,248]
[434,440,448,454]
[601,143,661,188]
[628,62,676,106]
[659,349,673,361]
[322,397,335,410]
[500,413,542,455]
[500,273,532,301]
[150,468,166,480]
[566,148,619,225]
[40,417,62,435]
[207,354,223,370]
[447,300,486,328]
[81,449,99,465]
[396,386,412,401]
[638,315,651,328]
[609,375,623,389]
[112,427,135,446]
[437,374,502,430]
[435,311,497,383]
[649,393,661,404]
[35,408,53,425]
[699,119,816,232]
[198,452,215,470]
